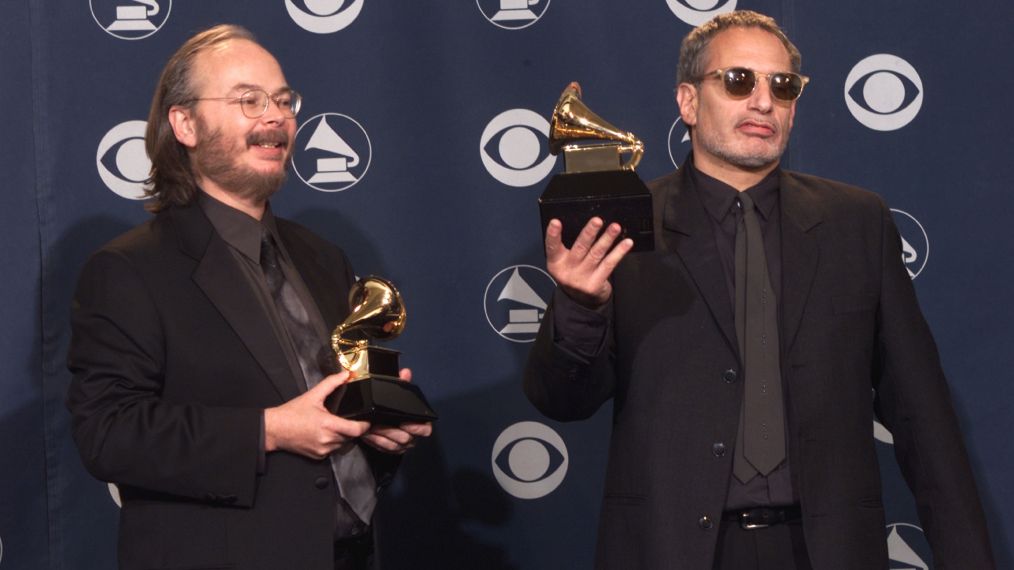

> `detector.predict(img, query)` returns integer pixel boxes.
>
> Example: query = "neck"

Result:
[196,178,266,220]
[691,152,779,192]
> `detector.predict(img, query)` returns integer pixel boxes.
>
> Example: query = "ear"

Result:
[676,83,699,127]
[168,106,198,148]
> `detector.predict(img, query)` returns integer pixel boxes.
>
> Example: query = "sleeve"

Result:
[523,288,618,422]
[871,202,996,568]
[66,249,262,507]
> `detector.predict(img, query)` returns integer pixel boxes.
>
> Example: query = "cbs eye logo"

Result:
[285,0,364,34]
[96,120,151,200]
[668,117,691,169]
[480,109,556,187]
[845,54,923,132]
[665,0,736,26]
[491,421,569,499]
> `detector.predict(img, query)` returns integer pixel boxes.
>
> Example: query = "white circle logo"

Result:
[890,209,929,280]
[484,265,556,343]
[668,117,691,169]
[476,0,551,30]
[292,113,372,192]
[97,120,150,200]
[480,109,556,187]
[89,0,172,40]
[285,0,364,34]
[492,421,568,499]
[665,0,736,26]
[886,522,932,569]
[845,54,923,131]
[108,482,123,508]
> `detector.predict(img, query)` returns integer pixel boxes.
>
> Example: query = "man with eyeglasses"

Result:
[525,10,994,570]
[66,24,430,570]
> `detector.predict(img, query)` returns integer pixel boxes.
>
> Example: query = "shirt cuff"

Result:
[551,288,611,361]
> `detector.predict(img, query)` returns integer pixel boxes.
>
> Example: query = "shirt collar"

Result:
[198,191,281,263]
[685,155,781,222]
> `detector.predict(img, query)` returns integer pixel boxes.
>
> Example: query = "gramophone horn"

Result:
[549,82,643,170]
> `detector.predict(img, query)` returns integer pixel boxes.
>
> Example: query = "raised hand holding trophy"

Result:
[539,82,654,251]
[326,276,438,425]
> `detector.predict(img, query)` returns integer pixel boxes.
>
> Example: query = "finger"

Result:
[308,371,351,404]
[398,422,433,437]
[368,426,414,446]
[569,217,605,260]
[398,368,412,382]
[327,416,371,438]
[584,222,623,265]
[591,237,634,283]
[362,433,413,454]
[545,219,566,263]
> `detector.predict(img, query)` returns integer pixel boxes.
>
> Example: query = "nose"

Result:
[748,77,774,114]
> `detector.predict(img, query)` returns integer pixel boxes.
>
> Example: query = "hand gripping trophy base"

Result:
[326,344,438,425]
[326,276,438,426]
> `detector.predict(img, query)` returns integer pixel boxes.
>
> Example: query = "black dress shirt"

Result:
[552,159,797,510]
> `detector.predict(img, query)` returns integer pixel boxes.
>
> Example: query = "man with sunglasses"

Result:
[67,25,431,570]
[525,10,993,570]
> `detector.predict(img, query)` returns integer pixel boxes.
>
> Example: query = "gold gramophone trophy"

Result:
[326,276,437,425]
[539,82,654,251]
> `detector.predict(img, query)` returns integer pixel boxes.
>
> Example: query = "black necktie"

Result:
[260,230,377,525]
[732,193,786,482]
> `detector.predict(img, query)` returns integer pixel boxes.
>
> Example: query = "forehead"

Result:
[704,27,792,72]
[192,39,288,95]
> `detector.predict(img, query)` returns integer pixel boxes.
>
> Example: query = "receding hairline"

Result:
[186,38,286,99]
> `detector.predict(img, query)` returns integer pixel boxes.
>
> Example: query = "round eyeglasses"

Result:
[698,68,810,102]
[187,88,302,119]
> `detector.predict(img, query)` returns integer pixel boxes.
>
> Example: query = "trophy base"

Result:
[327,375,439,426]
[539,170,654,252]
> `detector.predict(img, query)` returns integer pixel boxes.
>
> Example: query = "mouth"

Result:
[248,131,290,153]
[737,119,776,137]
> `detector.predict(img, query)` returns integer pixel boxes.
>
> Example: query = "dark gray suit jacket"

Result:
[524,168,994,569]
[67,202,394,570]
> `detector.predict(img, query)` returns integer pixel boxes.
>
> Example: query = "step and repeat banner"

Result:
[2,1,1012,568]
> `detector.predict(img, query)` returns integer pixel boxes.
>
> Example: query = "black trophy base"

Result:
[327,376,439,426]
[539,170,654,252]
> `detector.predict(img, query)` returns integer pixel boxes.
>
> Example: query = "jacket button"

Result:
[722,369,738,383]
[698,515,713,529]
[314,476,330,489]
[712,443,726,457]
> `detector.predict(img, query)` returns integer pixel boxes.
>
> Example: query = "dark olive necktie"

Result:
[732,192,786,482]
[260,230,377,525]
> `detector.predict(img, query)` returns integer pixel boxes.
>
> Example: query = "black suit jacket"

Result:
[524,168,994,569]
[67,202,394,570]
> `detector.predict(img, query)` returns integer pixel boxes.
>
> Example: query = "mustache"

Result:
[247,130,290,147]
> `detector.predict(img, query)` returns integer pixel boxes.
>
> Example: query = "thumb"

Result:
[310,370,351,401]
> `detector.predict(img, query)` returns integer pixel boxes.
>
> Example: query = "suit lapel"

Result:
[172,205,301,401]
[779,172,823,357]
[661,171,739,355]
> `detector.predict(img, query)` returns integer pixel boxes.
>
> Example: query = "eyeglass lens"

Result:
[722,68,803,101]
[238,89,300,118]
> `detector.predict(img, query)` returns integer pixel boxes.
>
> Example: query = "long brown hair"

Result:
[142,24,256,213]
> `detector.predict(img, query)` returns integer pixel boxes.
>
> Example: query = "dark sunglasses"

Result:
[698,67,810,102]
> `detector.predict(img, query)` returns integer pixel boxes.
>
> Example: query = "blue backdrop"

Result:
[2,1,1012,568]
